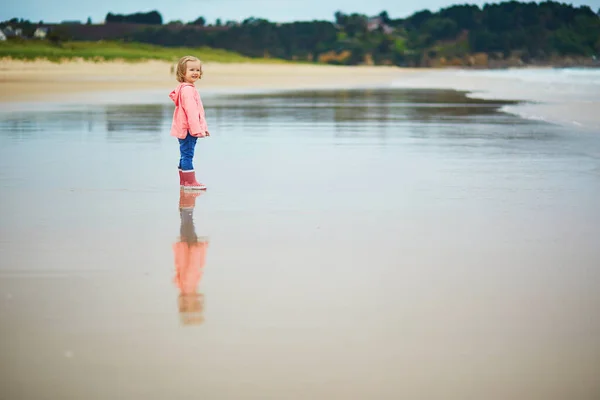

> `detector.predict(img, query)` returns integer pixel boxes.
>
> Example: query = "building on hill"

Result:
[33,27,48,39]
[0,29,6,41]
[2,26,23,37]
[367,16,394,34]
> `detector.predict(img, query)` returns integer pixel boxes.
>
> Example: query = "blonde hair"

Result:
[176,55,202,83]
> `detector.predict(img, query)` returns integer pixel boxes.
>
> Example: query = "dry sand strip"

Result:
[0,59,417,102]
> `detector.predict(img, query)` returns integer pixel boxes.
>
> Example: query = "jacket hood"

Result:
[169,82,194,106]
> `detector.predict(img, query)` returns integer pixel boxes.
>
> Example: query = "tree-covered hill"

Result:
[2,1,599,67]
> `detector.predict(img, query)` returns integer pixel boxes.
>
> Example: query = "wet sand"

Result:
[1,84,600,399]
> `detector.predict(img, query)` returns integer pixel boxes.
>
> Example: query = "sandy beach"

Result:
[1,59,599,400]
[0,59,415,102]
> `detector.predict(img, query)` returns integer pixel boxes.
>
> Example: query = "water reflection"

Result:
[105,104,166,132]
[105,104,171,143]
[0,88,553,148]
[173,190,209,326]
[209,88,529,127]
[0,104,172,143]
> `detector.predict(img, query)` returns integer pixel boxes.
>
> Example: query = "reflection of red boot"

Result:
[178,168,183,187]
[181,170,207,191]
[179,189,202,210]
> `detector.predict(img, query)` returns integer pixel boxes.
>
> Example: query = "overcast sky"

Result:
[2,0,599,24]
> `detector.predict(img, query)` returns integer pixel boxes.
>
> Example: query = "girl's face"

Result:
[184,61,202,84]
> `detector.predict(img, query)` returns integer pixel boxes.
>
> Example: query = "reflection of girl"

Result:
[173,190,209,325]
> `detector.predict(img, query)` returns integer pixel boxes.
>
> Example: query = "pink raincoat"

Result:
[169,82,208,139]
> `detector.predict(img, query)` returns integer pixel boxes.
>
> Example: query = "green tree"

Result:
[422,17,458,40]
[190,16,206,26]
[379,11,391,24]
[94,1,600,66]
[105,10,162,24]
[405,10,433,30]
[439,5,480,29]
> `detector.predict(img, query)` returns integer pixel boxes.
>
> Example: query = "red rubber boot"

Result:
[181,170,207,191]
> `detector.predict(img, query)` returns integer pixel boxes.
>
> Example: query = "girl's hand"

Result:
[205,131,210,137]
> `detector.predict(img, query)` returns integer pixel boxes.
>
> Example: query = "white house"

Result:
[0,29,6,41]
[2,26,23,37]
[3,26,14,36]
[34,27,48,39]
[367,16,394,34]
[367,17,382,31]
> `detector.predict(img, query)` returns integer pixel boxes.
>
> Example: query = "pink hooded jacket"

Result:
[169,82,208,139]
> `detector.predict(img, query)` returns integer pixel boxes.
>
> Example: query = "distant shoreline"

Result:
[2,58,598,133]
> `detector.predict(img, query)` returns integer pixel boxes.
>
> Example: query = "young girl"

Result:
[169,55,210,190]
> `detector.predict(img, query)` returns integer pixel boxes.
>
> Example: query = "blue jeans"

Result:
[178,133,197,171]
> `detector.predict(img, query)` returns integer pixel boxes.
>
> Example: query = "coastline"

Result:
[1,59,598,132]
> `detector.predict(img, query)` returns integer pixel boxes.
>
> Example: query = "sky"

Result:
[2,0,599,24]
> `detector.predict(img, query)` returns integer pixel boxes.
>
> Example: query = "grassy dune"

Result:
[0,40,287,63]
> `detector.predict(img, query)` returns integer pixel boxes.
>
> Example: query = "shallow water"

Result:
[1,88,599,400]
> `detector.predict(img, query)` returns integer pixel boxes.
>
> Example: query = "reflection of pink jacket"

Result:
[169,82,208,139]
[173,242,208,295]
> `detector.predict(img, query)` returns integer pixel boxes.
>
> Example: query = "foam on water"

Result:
[392,68,600,132]
[456,67,600,86]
